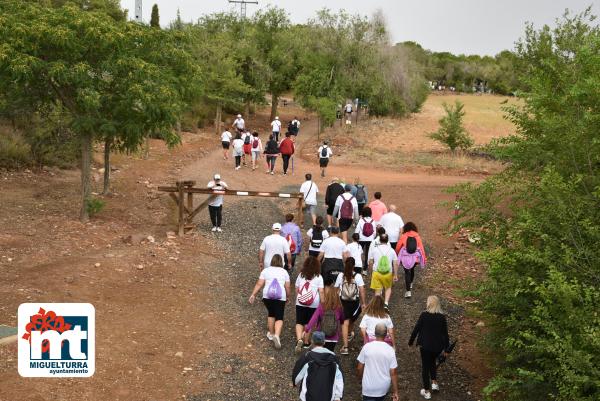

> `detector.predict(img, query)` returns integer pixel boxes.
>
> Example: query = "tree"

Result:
[150,4,159,28]
[429,101,473,152]
[0,1,199,220]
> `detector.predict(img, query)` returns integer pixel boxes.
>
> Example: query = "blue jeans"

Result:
[363,396,386,401]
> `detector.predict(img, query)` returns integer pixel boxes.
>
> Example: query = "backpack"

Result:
[297,280,315,306]
[286,234,297,254]
[361,218,374,237]
[244,134,251,145]
[375,247,392,274]
[356,185,366,203]
[321,146,328,158]
[340,195,355,219]
[311,228,324,249]
[265,278,283,300]
[252,138,259,149]
[406,236,418,254]
[321,309,338,337]
[340,274,359,301]
[292,351,338,401]
[399,247,420,270]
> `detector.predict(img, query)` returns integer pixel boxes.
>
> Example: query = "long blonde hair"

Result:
[426,295,443,314]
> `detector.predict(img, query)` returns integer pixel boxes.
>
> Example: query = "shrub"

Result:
[0,130,32,169]
[429,100,473,152]
[85,197,106,217]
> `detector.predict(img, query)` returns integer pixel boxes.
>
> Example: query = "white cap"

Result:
[275,116,279,120]
[214,174,221,180]
[237,114,242,118]
[272,223,282,231]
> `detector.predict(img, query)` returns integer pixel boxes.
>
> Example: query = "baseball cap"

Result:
[214,174,221,180]
[237,114,242,118]
[311,331,326,345]
[272,223,282,231]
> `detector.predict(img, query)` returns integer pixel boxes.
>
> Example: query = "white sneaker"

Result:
[272,335,281,349]
[410,282,414,289]
[211,227,217,232]
[266,332,273,341]
[420,389,432,400]
[431,383,439,391]
[235,166,241,170]
[405,291,412,298]
[216,227,222,232]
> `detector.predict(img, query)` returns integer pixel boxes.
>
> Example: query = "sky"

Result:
[120,0,598,55]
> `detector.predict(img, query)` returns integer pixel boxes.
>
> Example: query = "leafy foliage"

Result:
[429,101,473,151]
[150,4,159,27]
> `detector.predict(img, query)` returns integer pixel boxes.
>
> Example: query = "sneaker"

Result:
[431,383,439,392]
[340,346,349,355]
[362,269,368,276]
[211,227,217,232]
[266,332,273,341]
[384,303,390,312]
[270,171,274,175]
[405,291,412,298]
[410,282,414,289]
[295,339,304,354]
[272,335,281,349]
[235,166,241,170]
[420,389,432,400]
[216,227,222,232]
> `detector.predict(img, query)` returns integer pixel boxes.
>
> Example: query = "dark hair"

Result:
[285,213,294,223]
[270,254,283,268]
[301,256,321,280]
[362,206,372,218]
[374,192,382,200]
[269,134,274,141]
[315,215,324,230]
[403,222,418,233]
[351,233,359,242]
[379,233,389,244]
[285,132,291,137]
[235,132,241,140]
[376,226,386,237]
[344,257,355,283]
[252,131,259,137]
[305,173,312,181]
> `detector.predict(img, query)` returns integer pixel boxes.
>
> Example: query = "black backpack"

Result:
[244,134,251,145]
[406,236,418,254]
[356,185,366,203]
[292,351,338,401]
[321,146,328,158]
[311,227,324,249]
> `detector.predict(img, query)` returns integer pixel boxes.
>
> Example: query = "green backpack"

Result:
[376,248,391,274]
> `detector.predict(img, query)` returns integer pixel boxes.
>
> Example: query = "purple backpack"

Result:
[399,247,422,270]
[266,277,283,300]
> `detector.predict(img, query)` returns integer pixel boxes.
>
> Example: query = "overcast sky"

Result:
[120,0,598,55]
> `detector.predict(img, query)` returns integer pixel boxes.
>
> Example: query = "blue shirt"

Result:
[280,222,303,255]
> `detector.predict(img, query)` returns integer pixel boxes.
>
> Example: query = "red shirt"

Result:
[279,138,295,155]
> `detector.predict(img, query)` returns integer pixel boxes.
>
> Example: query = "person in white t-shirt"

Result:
[231,132,244,170]
[333,185,359,243]
[259,223,292,270]
[271,116,282,142]
[357,323,399,401]
[306,216,329,257]
[250,131,263,171]
[356,207,376,273]
[232,114,245,133]
[359,295,395,347]
[294,256,325,353]
[318,226,346,285]
[249,254,290,349]
[335,257,366,355]
[300,174,319,225]
[206,174,228,232]
[368,234,399,308]
[378,205,405,250]
[318,141,333,178]
[343,233,364,272]
[221,129,233,160]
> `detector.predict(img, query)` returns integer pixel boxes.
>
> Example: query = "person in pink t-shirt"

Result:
[368,192,388,223]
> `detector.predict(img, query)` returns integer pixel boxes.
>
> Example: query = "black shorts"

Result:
[263,299,285,321]
[296,305,317,325]
[339,218,353,233]
[308,250,321,258]
[326,205,335,216]
[319,158,329,168]
[358,203,365,215]
[222,141,230,149]
[341,300,361,322]
[322,258,344,285]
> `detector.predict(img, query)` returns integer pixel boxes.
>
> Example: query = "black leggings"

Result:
[359,241,372,268]
[282,154,291,173]
[235,155,241,168]
[267,156,277,171]
[208,205,222,227]
[420,347,438,391]
[404,268,415,291]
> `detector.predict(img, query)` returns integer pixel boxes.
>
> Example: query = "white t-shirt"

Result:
[359,314,394,339]
[356,217,376,242]
[379,212,404,243]
[343,242,364,268]
[334,192,359,220]
[334,271,365,288]
[207,180,228,207]
[221,131,232,142]
[300,180,319,206]
[318,146,333,159]
[260,234,291,268]
[295,274,324,308]
[291,119,301,128]
[357,341,398,397]
[271,120,281,132]
[345,103,353,113]
[368,244,397,272]
[306,228,329,253]
[251,137,262,152]
[259,266,290,301]
[232,138,244,155]
[320,236,346,259]
[233,118,245,130]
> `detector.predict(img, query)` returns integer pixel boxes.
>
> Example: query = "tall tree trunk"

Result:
[80,134,93,222]
[102,138,111,195]
[215,103,222,135]
[270,93,278,121]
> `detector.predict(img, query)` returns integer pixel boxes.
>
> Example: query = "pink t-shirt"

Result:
[368,200,388,222]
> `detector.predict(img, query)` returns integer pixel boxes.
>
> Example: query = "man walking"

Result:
[318,141,333,178]
[325,178,345,227]
[293,331,344,401]
[271,116,282,142]
[300,174,319,225]
[221,128,233,160]
[259,223,292,270]
[280,132,295,175]
[232,114,245,134]
[378,205,404,250]
[368,234,399,309]
[355,182,368,216]
[206,174,228,232]
[281,214,303,271]
[333,184,359,243]
[289,116,301,136]
[357,323,399,401]
[368,192,388,224]
[319,226,346,285]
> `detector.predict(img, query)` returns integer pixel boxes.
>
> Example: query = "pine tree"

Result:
[150,4,159,28]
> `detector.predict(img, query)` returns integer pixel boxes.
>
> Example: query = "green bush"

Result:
[429,100,473,152]
[0,130,32,169]
[85,197,106,217]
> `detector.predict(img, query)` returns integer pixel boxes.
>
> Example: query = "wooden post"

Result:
[177,181,185,236]
[184,181,195,223]
[297,197,304,228]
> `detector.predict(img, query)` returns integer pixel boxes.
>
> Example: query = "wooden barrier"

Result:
[158,181,304,236]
